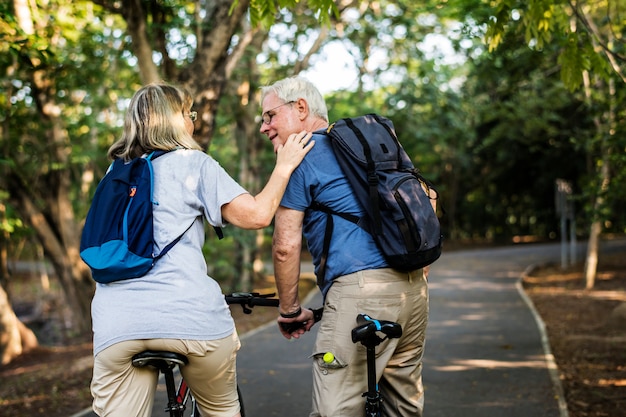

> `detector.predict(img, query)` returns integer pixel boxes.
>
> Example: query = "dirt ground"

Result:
[521,254,626,417]
[1,252,625,417]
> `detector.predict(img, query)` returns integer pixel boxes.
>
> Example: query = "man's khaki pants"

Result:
[311,268,428,417]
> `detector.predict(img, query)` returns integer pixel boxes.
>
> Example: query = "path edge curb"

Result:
[517,264,570,417]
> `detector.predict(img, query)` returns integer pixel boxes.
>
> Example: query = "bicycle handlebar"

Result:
[223,293,401,346]
[224,292,279,314]
[224,292,323,334]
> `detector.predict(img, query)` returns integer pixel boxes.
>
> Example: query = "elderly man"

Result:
[258,76,430,417]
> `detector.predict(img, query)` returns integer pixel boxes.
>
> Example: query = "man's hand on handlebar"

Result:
[277,308,316,340]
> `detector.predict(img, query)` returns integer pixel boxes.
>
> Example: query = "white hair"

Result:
[260,76,329,122]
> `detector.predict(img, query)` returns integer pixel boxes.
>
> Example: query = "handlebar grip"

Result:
[280,321,306,333]
[224,292,279,307]
[224,293,278,316]
[279,307,324,334]
[224,296,279,306]
[247,298,279,307]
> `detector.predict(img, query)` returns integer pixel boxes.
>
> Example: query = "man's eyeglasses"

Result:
[186,111,197,122]
[261,101,295,125]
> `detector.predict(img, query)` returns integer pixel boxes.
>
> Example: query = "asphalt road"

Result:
[236,243,570,417]
[77,240,626,417]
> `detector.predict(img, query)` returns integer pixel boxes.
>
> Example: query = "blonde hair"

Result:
[260,76,328,122]
[108,83,202,160]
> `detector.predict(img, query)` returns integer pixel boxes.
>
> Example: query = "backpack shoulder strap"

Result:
[332,116,387,234]
[309,201,360,224]
[153,220,195,260]
[147,150,224,251]
[308,201,365,288]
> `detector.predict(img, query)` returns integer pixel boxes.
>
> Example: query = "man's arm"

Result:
[272,206,314,339]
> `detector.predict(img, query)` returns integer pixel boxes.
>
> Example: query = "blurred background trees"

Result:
[1,0,624,363]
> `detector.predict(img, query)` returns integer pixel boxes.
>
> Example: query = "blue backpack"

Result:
[312,114,442,283]
[80,151,190,283]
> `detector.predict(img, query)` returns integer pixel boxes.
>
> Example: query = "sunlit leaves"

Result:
[558,33,590,88]
[237,0,338,27]
[484,0,513,52]
[484,0,624,90]
[1,1,140,201]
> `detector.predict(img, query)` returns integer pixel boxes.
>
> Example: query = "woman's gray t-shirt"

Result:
[91,149,247,356]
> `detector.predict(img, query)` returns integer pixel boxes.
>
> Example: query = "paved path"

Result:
[423,245,566,417]
[237,243,571,417]
[76,240,626,417]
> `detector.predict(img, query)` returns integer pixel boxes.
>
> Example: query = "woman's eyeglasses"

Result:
[186,111,197,122]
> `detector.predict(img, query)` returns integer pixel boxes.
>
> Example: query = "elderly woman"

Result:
[89,82,314,417]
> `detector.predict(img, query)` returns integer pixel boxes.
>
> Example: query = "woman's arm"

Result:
[221,131,314,229]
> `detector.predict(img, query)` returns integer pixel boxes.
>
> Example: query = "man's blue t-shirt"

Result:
[280,132,387,296]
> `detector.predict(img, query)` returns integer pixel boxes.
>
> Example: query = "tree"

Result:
[1,0,129,347]
[485,0,624,90]
[0,283,37,365]
[463,30,592,240]
[0,0,339,363]
[484,0,626,286]
[3,0,622,366]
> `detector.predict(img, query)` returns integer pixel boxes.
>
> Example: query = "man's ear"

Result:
[295,98,308,121]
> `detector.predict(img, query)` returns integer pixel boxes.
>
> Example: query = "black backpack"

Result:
[311,114,442,283]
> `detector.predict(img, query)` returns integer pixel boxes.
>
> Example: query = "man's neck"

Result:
[308,118,329,132]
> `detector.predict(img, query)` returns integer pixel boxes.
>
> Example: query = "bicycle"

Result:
[132,292,401,417]
[131,292,279,417]
[351,314,403,417]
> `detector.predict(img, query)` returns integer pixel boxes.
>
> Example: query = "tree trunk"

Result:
[0,203,37,365]
[12,70,94,333]
[184,0,252,150]
[120,0,161,84]
[581,63,615,289]
[235,84,260,292]
[8,173,95,333]
[584,221,601,289]
[0,0,95,345]
[0,283,38,365]
[583,104,612,290]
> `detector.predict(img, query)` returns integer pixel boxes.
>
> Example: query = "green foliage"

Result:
[241,0,339,27]
[485,0,625,91]
[1,1,140,233]
[558,33,590,88]
[463,26,604,239]
[3,0,626,276]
